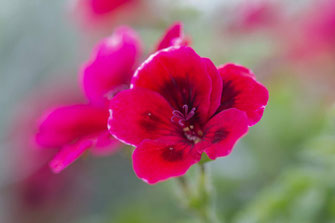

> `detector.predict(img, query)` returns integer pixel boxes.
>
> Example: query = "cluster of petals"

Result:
[73,0,145,28]
[229,0,282,32]
[108,44,269,184]
[284,0,335,61]
[35,23,187,173]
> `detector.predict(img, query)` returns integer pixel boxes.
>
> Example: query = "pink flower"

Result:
[36,23,187,173]
[87,0,135,15]
[73,0,145,29]
[36,26,142,173]
[108,46,269,184]
[229,0,282,32]
[284,0,335,62]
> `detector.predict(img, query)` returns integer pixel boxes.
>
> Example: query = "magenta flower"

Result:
[229,0,282,32]
[108,46,268,184]
[36,23,187,173]
[87,0,135,15]
[36,26,141,173]
[73,0,145,28]
[293,0,335,59]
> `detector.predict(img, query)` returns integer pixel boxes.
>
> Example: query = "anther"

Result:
[171,104,196,127]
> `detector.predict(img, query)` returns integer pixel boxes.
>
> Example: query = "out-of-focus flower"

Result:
[155,22,190,51]
[108,46,268,184]
[81,26,142,106]
[6,81,90,223]
[227,0,282,33]
[285,0,335,62]
[72,0,146,29]
[36,27,141,173]
[11,164,87,223]
[36,23,187,174]
[9,79,84,178]
[86,0,135,15]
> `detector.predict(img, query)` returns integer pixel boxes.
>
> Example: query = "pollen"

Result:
[169,147,174,151]
[183,127,190,132]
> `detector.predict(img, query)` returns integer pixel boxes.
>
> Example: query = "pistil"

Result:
[171,105,202,144]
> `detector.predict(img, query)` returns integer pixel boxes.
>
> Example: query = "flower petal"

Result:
[108,88,176,146]
[131,46,213,124]
[88,0,133,15]
[202,58,223,118]
[133,138,202,184]
[216,63,269,125]
[36,105,108,148]
[49,139,93,173]
[81,26,142,105]
[90,131,121,156]
[155,22,189,51]
[203,108,249,159]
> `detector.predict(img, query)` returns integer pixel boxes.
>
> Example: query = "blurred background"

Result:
[1,0,335,222]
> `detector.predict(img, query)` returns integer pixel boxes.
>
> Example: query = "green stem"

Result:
[196,163,220,223]
[176,164,220,223]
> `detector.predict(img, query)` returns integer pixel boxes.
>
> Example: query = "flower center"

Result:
[171,104,196,127]
[171,104,203,144]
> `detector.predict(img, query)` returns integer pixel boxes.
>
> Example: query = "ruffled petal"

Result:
[202,58,223,119]
[203,108,249,159]
[131,46,213,124]
[49,139,93,173]
[219,63,256,79]
[155,22,189,51]
[81,26,142,105]
[133,138,202,184]
[36,105,108,148]
[108,88,176,146]
[216,63,269,126]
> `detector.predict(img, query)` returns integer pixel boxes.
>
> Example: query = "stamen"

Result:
[185,107,196,120]
[178,119,185,127]
[182,104,188,115]
[171,104,196,127]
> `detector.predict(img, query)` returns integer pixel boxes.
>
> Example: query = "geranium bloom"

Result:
[108,46,268,184]
[36,23,187,173]
[229,0,282,32]
[73,0,145,29]
[87,0,135,15]
[36,26,141,173]
[287,0,335,60]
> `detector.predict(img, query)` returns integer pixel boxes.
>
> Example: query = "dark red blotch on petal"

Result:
[203,108,249,159]
[133,138,202,184]
[108,88,175,146]
[131,46,213,124]
[216,63,269,126]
